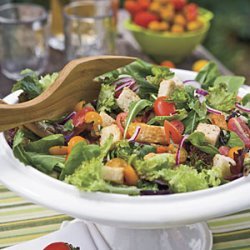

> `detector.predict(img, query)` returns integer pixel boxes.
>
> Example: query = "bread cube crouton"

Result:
[195,123,220,146]
[116,87,140,112]
[157,79,176,97]
[100,124,122,146]
[102,166,124,184]
[213,154,236,178]
[128,122,168,145]
[171,76,184,88]
[100,111,115,127]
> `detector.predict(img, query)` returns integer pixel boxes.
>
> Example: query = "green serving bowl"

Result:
[124,8,213,63]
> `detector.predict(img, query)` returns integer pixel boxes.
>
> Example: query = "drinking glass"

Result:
[63,0,115,61]
[0,3,48,80]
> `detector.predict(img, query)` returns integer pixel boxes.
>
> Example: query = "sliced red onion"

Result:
[176,134,189,165]
[206,104,222,115]
[128,126,141,142]
[115,79,135,93]
[61,111,76,124]
[112,77,134,86]
[195,88,208,96]
[183,80,201,89]
[235,102,250,113]
[64,131,75,142]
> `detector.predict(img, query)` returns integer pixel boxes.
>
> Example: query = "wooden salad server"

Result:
[0,55,135,132]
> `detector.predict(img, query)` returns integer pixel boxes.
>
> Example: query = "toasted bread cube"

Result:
[116,87,140,112]
[157,79,176,97]
[196,123,220,146]
[171,76,184,88]
[213,154,236,178]
[102,166,124,184]
[100,111,115,127]
[128,122,167,145]
[100,124,122,146]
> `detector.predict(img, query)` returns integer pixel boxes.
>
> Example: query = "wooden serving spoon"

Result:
[0,55,135,132]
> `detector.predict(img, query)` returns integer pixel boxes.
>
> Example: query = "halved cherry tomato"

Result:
[72,106,94,127]
[43,242,72,250]
[49,146,68,155]
[154,97,176,116]
[171,0,187,11]
[116,112,128,134]
[218,146,230,156]
[164,120,183,144]
[85,111,102,125]
[170,120,184,134]
[68,136,86,154]
[228,117,250,148]
[156,145,168,153]
[74,100,85,112]
[228,146,242,160]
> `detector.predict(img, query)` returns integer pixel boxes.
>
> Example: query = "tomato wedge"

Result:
[170,120,185,134]
[72,106,94,127]
[228,117,250,148]
[154,97,176,116]
[164,120,183,144]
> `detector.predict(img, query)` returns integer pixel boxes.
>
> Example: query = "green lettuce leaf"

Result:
[25,134,65,154]
[168,87,191,109]
[13,130,65,174]
[188,132,219,155]
[96,84,116,113]
[207,83,237,112]
[214,75,245,93]
[60,141,100,180]
[123,99,152,138]
[65,158,140,195]
[226,131,244,148]
[195,62,220,89]
[147,109,188,125]
[12,69,58,101]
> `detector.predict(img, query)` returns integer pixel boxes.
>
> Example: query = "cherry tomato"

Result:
[68,136,86,154]
[228,117,250,148]
[218,146,230,156]
[170,120,184,134]
[164,120,183,144]
[124,1,142,16]
[116,112,128,134]
[84,111,102,125]
[134,11,159,28]
[160,60,176,68]
[43,242,72,250]
[154,97,176,116]
[72,106,95,127]
[184,3,198,21]
[171,0,187,11]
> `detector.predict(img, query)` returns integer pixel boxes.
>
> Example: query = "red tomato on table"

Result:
[44,242,79,250]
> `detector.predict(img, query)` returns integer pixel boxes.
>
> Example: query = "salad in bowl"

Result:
[6,60,250,196]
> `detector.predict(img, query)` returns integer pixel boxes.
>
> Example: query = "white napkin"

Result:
[5,220,97,250]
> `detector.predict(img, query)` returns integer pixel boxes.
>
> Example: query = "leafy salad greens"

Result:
[7,60,250,196]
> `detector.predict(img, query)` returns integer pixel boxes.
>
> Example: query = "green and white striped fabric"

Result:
[0,184,249,250]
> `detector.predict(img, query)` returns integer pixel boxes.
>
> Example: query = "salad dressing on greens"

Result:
[8,60,250,195]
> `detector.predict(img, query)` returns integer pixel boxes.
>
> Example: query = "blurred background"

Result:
[1,0,250,82]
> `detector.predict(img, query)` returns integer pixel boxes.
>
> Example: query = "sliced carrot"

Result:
[49,146,68,155]
[228,146,242,160]
[209,113,228,130]
[124,165,139,186]
[74,100,86,112]
[156,146,168,153]
[68,136,86,154]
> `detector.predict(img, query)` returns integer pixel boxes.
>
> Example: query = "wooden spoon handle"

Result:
[0,56,135,132]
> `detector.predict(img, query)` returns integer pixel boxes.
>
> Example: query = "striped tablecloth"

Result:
[0,184,249,250]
